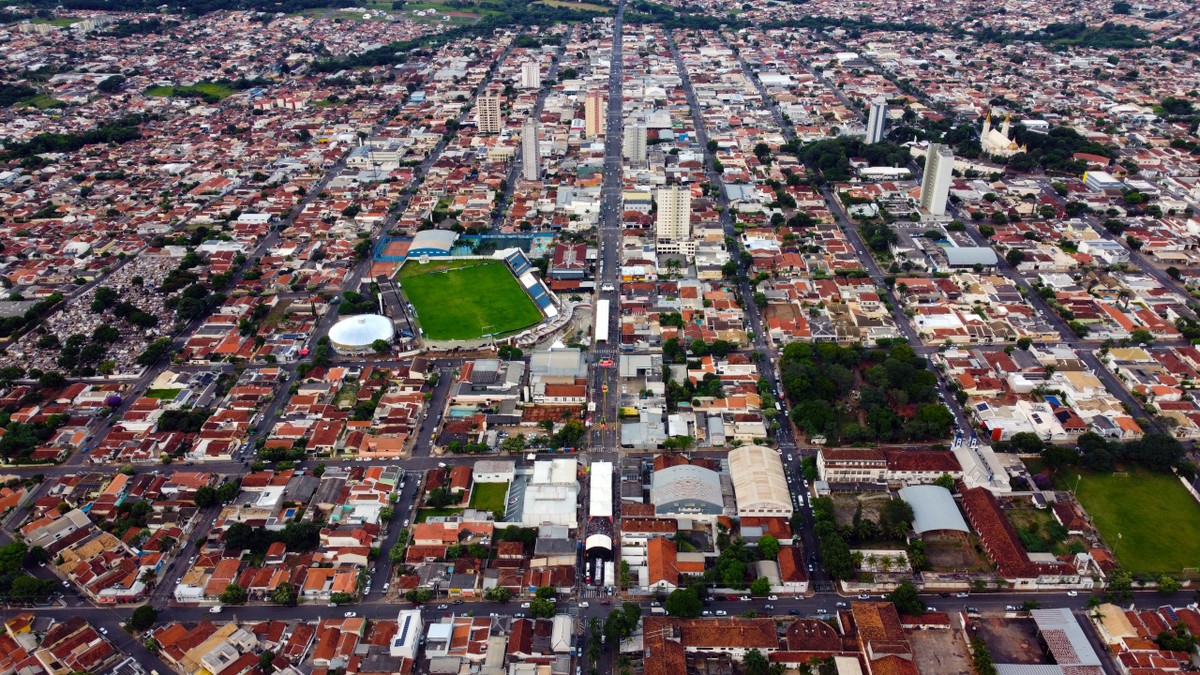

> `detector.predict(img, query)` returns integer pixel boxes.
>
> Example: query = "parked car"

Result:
[344,612,357,618]
[715,610,728,616]
[1066,591,1078,597]
[956,592,970,598]
[767,595,778,601]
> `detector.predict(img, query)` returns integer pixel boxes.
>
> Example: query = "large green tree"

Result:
[271,582,298,606]
[529,597,556,618]
[129,605,158,631]
[219,583,248,605]
[664,588,702,617]
[757,535,780,560]
[886,582,925,616]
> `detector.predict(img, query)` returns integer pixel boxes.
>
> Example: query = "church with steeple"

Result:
[981,111,1027,158]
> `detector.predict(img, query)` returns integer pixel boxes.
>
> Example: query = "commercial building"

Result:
[727,445,792,517]
[522,117,539,181]
[584,90,604,138]
[406,229,458,257]
[865,96,886,144]
[623,123,647,162]
[1083,170,1123,192]
[897,484,969,535]
[390,610,424,659]
[328,315,395,355]
[944,246,999,267]
[920,143,954,216]
[521,61,541,89]
[519,458,580,528]
[476,93,502,134]
[650,463,724,516]
[655,185,694,257]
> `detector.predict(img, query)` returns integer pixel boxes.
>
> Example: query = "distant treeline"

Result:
[971,22,1150,49]
[32,0,355,15]
[311,0,588,72]
[1,113,148,161]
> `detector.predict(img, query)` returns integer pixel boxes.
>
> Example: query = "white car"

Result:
[521,602,531,608]
[1066,590,1078,597]
[99,627,109,635]
[715,610,728,616]
[344,612,357,618]
[767,595,778,601]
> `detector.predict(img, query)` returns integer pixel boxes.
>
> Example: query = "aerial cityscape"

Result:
[0,0,1198,673]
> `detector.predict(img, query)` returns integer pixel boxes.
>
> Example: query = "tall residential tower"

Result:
[476,93,502,134]
[623,123,647,162]
[584,90,604,138]
[522,117,540,181]
[865,97,887,144]
[919,143,955,216]
[657,183,696,247]
[521,61,541,89]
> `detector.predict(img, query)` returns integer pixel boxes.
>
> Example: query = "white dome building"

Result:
[328,314,395,354]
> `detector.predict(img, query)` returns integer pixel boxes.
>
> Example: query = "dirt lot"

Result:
[911,629,972,675]
[831,492,893,528]
[925,532,994,573]
[973,616,1051,664]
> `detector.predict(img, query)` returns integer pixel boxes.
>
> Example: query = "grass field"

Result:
[469,482,509,518]
[145,388,183,400]
[21,94,66,109]
[399,260,541,340]
[1060,468,1200,575]
[32,17,77,26]
[535,0,612,11]
[145,82,235,101]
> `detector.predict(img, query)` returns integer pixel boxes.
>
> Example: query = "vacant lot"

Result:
[145,82,235,101]
[975,616,1051,665]
[145,388,183,400]
[1002,498,1066,554]
[469,482,509,518]
[535,0,612,11]
[1062,468,1200,574]
[399,260,541,340]
[910,630,971,675]
[924,532,993,573]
